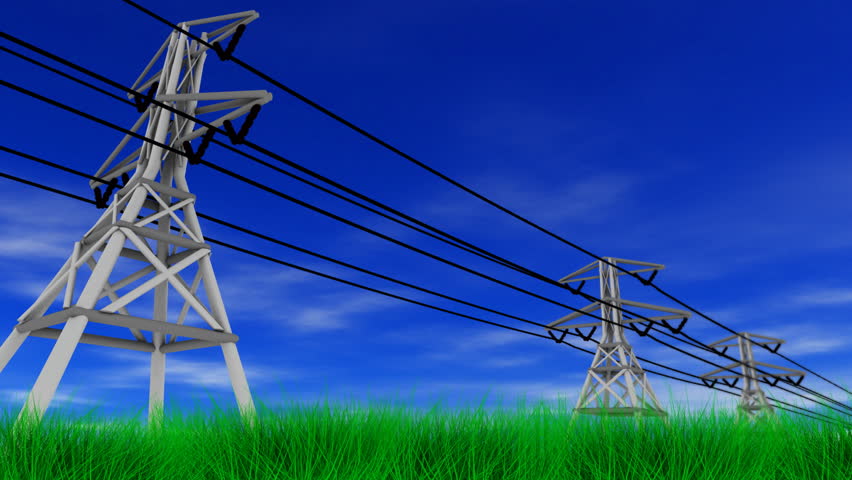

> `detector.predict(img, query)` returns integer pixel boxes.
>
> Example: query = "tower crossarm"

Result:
[700,361,806,381]
[91,13,272,192]
[706,332,785,353]
[557,257,664,284]
[753,361,805,377]
[545,297,692,331]
[128,10,260,97]
[89,89,272,190]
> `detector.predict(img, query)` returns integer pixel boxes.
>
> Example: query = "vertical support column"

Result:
[599,260,612,410]
[169,27,259,429]
[736,333,775,422]
[148,160,174,427]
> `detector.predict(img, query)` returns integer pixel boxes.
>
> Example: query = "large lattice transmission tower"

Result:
[699,332,805,422]
[0,10,271,429]
[546,257,693,420]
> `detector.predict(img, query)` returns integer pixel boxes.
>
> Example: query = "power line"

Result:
[0,143,589,342]
[0,167,848,431]
[0,78,676,349]
[0,37,811,389]
[0,45,135,108]
[674,328,852,415]
[4,76,849,419]
[117,1,852,399]
[3,147,850,430]
[197,156,852,417]
[1,33,819,397]
[0,80,183,158]
[0,37,522,276]
[0,33,686,337]
[4,33,850,416]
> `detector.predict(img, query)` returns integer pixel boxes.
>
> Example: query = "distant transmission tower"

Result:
[0,10,272,430]
[546,257,692,422]
[699,332,805,423]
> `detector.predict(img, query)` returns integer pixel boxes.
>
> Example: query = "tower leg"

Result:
[16,314,89,426]
[574,347,601,411]
[220,342,257,429]
[148,345,166,427]
[0,329,30,374]
[149,154,172,428]
[15,230,126,428]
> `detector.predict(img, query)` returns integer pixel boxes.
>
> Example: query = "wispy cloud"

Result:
[216,260,427,333]
[789,288,852,306]
[481,356,542,368]
[749,323,852,358]
[0,388,102,407]
[94,348,303,391]
[412,171,646,232]
[0,185,94,259]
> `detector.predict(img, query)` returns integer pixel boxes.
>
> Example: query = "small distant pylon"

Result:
[546,257,692,425]
[700,332,805,423]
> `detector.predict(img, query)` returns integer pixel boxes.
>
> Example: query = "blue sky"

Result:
[1,0,851,431]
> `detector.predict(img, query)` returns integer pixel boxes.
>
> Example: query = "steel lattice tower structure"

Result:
[0,11,272,430]
[700,332,805,423]
[546,257,692,421]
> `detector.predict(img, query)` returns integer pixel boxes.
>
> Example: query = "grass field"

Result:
[0,385,850,480]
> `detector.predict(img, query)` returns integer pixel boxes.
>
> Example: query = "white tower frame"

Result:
[700,332,805,422]
[546,257,692,420]
[0,10,271,430]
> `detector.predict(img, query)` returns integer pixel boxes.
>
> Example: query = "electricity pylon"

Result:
[699,332,805,423]
[0,10,272,430]
[546,257,692,424]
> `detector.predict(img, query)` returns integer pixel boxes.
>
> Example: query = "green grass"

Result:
[0,384,850,480]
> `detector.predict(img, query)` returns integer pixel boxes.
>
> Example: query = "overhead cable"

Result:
[0,39,818,397]
[2,149,850,428]
[115,2,851,399]
[4,75,849,419]
[2,34,825,398]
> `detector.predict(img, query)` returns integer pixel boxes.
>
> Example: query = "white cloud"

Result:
[412,171,644,232]
[789,288,852,306]
[0,279,57,300]
[215,259,428,333]
[481,356,542,368]
[81,348,304,392]
[0,238,71,259]
[0,388,103,407]
[454,329,539,351]
[762,335,852,358]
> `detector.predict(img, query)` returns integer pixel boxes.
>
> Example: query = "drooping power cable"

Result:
[115,2,852,400]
